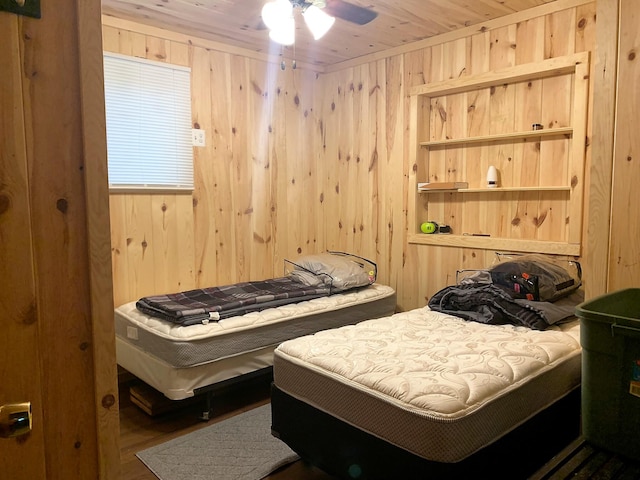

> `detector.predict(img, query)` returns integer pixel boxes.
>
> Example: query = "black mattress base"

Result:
[270,384,581,480]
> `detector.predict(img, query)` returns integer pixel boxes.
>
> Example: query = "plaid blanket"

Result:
[136,277,331,325]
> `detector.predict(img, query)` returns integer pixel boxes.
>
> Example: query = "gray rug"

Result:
[137,404,300,480]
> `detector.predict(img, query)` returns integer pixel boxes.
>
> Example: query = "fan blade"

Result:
[256,18,267,30]
[323,0,377,25]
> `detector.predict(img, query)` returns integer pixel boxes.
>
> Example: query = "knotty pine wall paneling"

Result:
[278,66,322,266]
[395,2,595,309]
[104,26,196,305]
[541,9,575,243]
[199,49,235,287]
[384,55,413,301]
[105,1,595,312]
[230,55,252,281]
[191,46,217,287]
[2,1,119,477]
[607,0,640,290]
[266,60,321,273]
[585,0,618,296]
[513,16,545,242]
[585,0,640,295]
[104,22,323,307]
[317,56,406,302]
[247,58,274,281]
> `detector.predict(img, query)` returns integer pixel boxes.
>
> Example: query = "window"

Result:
[103,52,193,191]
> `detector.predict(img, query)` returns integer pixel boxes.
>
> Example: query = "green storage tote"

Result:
[576,288,640,460]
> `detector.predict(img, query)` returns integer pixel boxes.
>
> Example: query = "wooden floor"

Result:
[119,374,640,480]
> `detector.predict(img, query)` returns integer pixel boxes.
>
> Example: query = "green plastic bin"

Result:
[575,288,640,460]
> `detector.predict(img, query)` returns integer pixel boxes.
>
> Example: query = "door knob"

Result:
[0,402,32,438]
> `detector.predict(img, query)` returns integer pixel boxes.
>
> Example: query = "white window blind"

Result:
[103,52,194,191]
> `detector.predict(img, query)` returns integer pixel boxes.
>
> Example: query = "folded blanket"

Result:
[428,283,579,330]
[136,277,331,326]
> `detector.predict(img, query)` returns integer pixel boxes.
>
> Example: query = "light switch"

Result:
[192,128,206,147]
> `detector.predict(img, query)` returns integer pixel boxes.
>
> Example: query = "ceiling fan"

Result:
[261,0,377,45]
[307,0,378,26]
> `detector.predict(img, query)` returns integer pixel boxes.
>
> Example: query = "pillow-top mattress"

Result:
[273,307,581,463]
[115,283,396,368]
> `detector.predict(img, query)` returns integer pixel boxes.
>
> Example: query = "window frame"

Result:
[103,52,194,192]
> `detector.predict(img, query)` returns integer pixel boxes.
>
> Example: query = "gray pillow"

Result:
[289,252,376,291]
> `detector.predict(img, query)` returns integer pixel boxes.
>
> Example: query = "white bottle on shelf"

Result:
[487,165,498,188]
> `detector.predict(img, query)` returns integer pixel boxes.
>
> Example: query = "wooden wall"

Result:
[105,0,596,312]
[585,0,640,297]
[2,1,119,478]
[606,0,640,291]
[319,1,596,309]
[103,21,323,307]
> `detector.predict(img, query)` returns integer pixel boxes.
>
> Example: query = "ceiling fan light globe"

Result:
[261,0,293,30]
[268,16,296,45]
[303,5,335,40]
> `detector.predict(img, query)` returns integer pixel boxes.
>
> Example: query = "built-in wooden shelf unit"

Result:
[408,52,590,256]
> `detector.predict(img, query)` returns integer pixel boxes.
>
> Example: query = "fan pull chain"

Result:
[293,42,297,69]
[280,59,297,70]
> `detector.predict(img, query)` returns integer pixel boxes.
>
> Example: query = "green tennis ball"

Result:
[421,222,436,234]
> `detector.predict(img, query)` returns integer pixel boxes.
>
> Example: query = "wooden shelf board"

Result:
[407,234,581,256]
[409,52,589,97]
[418,186,571,193]
[419,127,573,147]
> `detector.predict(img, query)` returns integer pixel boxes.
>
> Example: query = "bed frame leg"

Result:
[198,391,214,421]
[192,367,274,422]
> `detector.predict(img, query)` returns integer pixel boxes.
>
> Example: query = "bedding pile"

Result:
[428,283,582,330]
[429,254,582,330]
[136,251,377,326]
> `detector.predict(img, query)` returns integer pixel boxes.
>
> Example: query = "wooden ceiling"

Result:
[101,0,558,68]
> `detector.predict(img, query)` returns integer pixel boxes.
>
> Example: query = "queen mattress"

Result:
[115,283,396,400]
[271,307,582,477]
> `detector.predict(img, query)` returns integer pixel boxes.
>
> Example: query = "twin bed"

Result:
[270,254,584,479]
[114,252,396,405]
[115,282,396,401]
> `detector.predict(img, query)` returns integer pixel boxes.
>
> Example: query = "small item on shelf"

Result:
[417,181,468,191]
[420,221,438,234]
[532,123,543,130]
[421,222,451,234]
[486,166,498,188]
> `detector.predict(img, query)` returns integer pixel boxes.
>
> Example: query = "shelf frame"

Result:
[418,186,571,193]
[419,127,573,148]
[407,52,590,255]
[407,234,581,256]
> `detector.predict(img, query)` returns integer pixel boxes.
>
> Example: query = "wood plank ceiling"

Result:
[101,0,558,68]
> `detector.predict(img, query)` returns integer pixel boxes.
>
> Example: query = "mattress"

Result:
[273,307,581,464]
[115,283,396,400]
